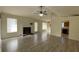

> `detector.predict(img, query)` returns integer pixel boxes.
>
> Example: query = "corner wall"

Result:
[1,13,40,39]
[51,16,69,37]
[69,16,79,41]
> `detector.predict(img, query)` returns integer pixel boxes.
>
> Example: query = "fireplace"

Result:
[23,27,32,35]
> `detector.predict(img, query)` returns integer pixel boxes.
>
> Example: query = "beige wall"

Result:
[2,12,79,41]
[51,16,69,37]
[0,18,1,40]
[2,13,79,41]
[0,18,1,51]
[1,13,41,39]
[69,16,79,41]
[1,13,22,39]
[51,16,79,41]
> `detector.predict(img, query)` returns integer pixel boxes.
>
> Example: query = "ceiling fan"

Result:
[33,6,47,17]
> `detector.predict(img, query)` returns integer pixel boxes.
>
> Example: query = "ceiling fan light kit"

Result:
[39,13,44,16]
[33,6,47,17]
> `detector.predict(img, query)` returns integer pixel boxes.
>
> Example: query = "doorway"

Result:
[61,21,69,38]
[42,22,51,34]
[47,22,51,34]
[42,22,47,31]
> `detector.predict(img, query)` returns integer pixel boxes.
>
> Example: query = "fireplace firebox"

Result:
[23,27,32,35]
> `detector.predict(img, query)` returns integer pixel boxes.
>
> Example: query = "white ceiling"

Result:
[0,6,79,21]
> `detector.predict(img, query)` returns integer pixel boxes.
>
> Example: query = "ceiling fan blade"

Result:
[44,13,47,15]
[43,11,48,15]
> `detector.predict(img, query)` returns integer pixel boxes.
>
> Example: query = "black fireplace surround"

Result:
[23,27,32,35]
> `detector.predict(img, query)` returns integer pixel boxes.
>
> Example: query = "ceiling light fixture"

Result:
[39,13,44,16]
[33,6,47,17]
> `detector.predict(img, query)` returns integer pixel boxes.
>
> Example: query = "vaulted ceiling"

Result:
[0,6,79,21]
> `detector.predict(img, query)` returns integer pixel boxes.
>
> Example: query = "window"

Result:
[34,22,38,32]
[7,18,17,33]
[42,22,47,30]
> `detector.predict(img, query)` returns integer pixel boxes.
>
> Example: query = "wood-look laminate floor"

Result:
[2,32,79,52]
